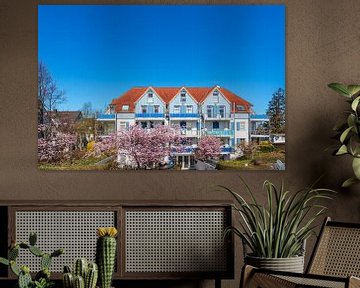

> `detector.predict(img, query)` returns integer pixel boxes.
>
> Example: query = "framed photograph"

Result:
[38,4,285,171]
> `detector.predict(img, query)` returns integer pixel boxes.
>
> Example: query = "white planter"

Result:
[245,254,305,273]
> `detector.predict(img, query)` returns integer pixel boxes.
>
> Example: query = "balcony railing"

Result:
[206,129,234,137]
[180,129,198,136]
[135,113,165,118]
[221,147,234,153]
[170,113,199,118]
[96,113,116,120]
[250,129,270,136]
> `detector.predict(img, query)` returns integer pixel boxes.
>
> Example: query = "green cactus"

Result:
[96,228,117,288]
[73,275,85,288]
[63,272,74,288]
[41,253,52,270]
[0,233,63,288]
[63,259,98,288]
[9,246,19,260]
[0,257,9,266]
[19,270,32,288]
[29,232,37,246]
[29,245,44,257]
[85,263,98,288]
[74,258,88,279]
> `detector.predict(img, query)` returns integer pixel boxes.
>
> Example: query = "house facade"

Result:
[97,86,269,169]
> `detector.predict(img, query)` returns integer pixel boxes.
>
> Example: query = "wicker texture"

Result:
[125,210,227,273]
[15,211,115,272]
[241,218,360,288]
[309,226,360,277]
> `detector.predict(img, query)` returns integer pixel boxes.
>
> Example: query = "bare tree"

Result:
[38,61,66,122]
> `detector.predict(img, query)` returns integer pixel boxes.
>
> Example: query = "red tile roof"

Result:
[111,86,252,113]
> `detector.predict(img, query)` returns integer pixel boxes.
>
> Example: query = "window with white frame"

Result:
[119,121,127,130]
[141,105,147,113]
[154,105,160,113]
[186,105,193,113]
[122,105,129,111]
[180,91,186,103]
[207,105,213,118]
[213,90,219,103]
[219,105,225,118]
[173,105,181,113]
[147,91,154,103]
[240,121,246,130]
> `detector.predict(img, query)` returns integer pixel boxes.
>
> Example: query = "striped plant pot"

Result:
[245,254,305,273]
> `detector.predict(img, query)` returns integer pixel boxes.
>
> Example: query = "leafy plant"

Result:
[222,179,335,258]
[328,83,360,187]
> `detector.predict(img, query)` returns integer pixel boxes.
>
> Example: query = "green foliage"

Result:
[266,88,286,133]
[221,178,335,258]
[0,233,63,288]
[328,83,360,187]
[258,141,275,153]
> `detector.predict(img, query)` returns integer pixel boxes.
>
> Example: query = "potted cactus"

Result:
[62,258,98,288]
[96,227,118,288]
[0,232,63,288]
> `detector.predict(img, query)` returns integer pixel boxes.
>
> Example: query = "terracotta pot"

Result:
[245,254,305,273]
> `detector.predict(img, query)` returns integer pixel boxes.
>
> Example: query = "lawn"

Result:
[218,150,285,170]
[38,155,109,170]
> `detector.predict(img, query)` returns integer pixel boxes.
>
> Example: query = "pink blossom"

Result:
[195,136,221,160]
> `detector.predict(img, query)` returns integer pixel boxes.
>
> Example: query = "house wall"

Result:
[135,89,165,114]
[1,1,360,288]
[201,89,232,118]
[169,90,199,114]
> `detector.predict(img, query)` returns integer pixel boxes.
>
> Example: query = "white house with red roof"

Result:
[97,85,267,169]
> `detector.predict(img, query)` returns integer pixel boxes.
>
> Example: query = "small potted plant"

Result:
[222,179,335,273]
[328,83,360,187]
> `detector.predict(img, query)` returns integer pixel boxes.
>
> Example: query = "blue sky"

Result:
[38,5,285,114]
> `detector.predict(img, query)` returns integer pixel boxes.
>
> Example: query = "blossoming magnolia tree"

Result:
[38,123,77,163]
[195,135,221,160]
[92,125,184,169]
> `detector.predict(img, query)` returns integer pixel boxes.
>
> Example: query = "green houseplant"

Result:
[222,179,334,272]
[328,83,360,187]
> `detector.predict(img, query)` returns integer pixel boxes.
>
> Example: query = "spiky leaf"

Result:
[336,144,348,155]
[328,83,351,97]
[342,177,360,188]
[50,248,64,257]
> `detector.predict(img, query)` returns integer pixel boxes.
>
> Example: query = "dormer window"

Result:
[148,91,154,103]
[237,105,245,111]
[213,91,219,103]
[122,105,129,111]
[180,91,186,103]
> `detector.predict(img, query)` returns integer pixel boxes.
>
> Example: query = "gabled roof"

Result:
[153,87,181,103]
[218,87,253,113]
[111,87,148,112]
[186,87,214,102]
[111,86,252,113]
